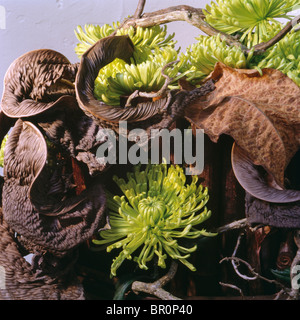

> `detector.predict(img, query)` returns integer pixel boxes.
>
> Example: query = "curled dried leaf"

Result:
[75,35,170,126]
[1,49,77,119]
[2,118,107,256]
[185,63,300,190]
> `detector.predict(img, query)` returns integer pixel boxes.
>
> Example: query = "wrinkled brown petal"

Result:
[33,95,109,176]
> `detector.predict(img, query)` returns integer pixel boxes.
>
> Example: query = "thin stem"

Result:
[215,218,249,234]
[219,282,244,298]
[133,0,146,19]
[125,60,178,107]
[249,14,300,54]
[231,232,257,281]
[132,261,181,300]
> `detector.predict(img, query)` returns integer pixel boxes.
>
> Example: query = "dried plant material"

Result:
[1,49,77,119]
[185,63,300,188]
[231,143,300,203]
[2,118,107,257]
[276,231,296,270]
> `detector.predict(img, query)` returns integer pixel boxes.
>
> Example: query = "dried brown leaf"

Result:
[185,63,300,187]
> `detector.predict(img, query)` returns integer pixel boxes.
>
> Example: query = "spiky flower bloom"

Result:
[94,46,183,105]
[179,34,248,84]
[74,22,176,58]
[93,163,216,277]
[75,22,183,106]
[255,30,300,86]
[204,0,298,47]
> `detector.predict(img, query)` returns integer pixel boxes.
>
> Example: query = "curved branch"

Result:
[120,5,247,51]
[250,14,300,54]
[132,261,181,300]
[125,1,300,56]
[125,60,178,107]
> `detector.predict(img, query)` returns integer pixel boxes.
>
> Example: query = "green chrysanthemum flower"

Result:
[93,163,216,278]
[179,34,248,84]
[204,0,298,47]
[94,46,183,105]
[255,30,300,86]
[75,22,183,106]
[75,22,176,58]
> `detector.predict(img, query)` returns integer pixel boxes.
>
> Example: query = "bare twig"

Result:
[219,282,244,298]
[120,1,300,57]
[125,60,178,107]
[132,261,182,300]
[120,5,248,52]
[219,229,300,300]
[221,256,282,286]
[250,14,300,54]
[231,232,257,281]
[215,218,249,234]
[220,256,292,300]
[133,0,146,19]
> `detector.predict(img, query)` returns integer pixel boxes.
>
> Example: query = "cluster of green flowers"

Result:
[93,45,183,105]
[204,0,298,47]
[255,30,300,86]
[202,0,300,86]
[179,34,248,84]
[75,0,300,98]
[75,23,186,106]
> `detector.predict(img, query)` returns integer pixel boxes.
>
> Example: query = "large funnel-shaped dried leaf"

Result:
[185,63,300,189]
[75,35,169,125]
[3,119,106,257]
[1,49,77,119]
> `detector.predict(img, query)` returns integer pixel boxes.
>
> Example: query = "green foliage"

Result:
[0,135,8,168]
[204,0,298,47]
[94,46,183,106]
[203,0,300,86]
[75,23,176,58]
[179,34,248,84]
[74,1,300,105]
[75,22,182,106]
[93,163,216,277]
[255,30,300,86]
[271,268,291,283]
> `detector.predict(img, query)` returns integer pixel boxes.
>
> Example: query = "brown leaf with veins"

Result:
[185,63,300,188]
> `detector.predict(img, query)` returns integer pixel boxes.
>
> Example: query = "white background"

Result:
[0,0,210,98]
